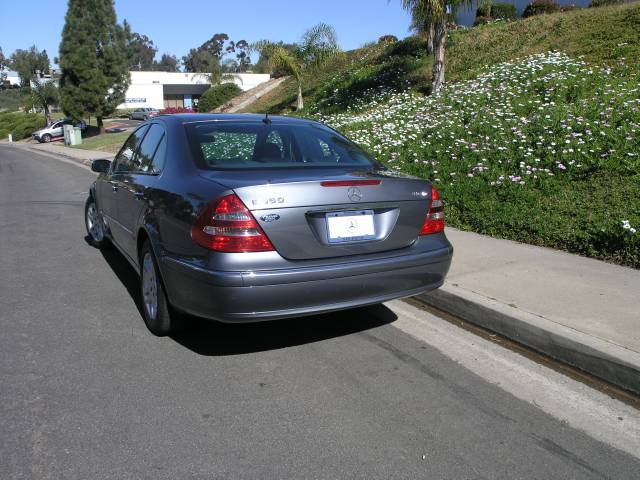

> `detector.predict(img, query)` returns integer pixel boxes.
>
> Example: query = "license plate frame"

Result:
[326,210,376,244]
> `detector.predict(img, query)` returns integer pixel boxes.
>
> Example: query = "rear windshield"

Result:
[185,121,380,170]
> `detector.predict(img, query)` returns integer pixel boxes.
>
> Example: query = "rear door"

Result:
[116,123,167,259]
[106,125,149,253]
[50,121,64,138]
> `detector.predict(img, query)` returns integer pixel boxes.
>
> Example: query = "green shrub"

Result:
[108,108,136,119]
[523,0,561,17]
[0,111,46,141]
[476,2,517,25]
[474,15,494,25]
[589,0,623,7]
[492,2,518,18]
[0,88,27,111]
[197,83,243,112]
[476,4,492,17]
[378,35,398,44]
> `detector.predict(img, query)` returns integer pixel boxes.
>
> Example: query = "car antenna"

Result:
[263,112,271,125]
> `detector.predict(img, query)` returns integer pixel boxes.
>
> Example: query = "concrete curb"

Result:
[416,285,640,395]
[28,145,107,168]
[1,143,108,170]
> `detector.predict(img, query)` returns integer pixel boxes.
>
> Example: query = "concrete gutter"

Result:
[416,284,640,396]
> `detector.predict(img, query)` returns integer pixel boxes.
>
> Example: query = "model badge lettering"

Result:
[260,214,280,222]
[252,197,285,206]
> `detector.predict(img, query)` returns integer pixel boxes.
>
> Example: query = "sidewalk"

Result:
[25,141,111,166]
[418,229,640,394]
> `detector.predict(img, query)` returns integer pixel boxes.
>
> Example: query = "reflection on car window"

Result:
[200,132,257,165]
[150,133,167,174]
[113,125,149,173]
[186,122,379,170]
[136,124,165,173]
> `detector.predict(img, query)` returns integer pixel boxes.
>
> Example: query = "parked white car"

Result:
[32,119,87,143]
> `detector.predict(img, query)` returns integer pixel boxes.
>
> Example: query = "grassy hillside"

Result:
[247,3,640,115]
[244,3,640,267]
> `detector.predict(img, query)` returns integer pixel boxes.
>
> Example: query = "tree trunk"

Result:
[97,116,105,134]
[296,83,304,111]
[44,104,51,125]
[431,21,447,95]
[427,24,435,54]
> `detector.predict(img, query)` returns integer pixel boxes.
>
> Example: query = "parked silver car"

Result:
[129,108,159,121]
[85,114,453,336]
[33,118,87,143]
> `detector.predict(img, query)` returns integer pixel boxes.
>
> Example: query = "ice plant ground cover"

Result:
[311,52,640,267]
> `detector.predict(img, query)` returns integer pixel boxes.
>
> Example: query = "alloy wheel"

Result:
[142,253,158,321]
[86,202,104,243]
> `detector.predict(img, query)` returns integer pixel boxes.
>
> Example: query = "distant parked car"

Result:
[129,108,159,121]
[85,113,453,336]
[32,118,87,143]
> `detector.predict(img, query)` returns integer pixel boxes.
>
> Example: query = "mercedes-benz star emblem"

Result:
[347,186,363,202]
[346,219,359,234]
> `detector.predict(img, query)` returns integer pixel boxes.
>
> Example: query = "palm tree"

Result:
[30,78,59,125]
[254,23,340,110]
[193,58,242,93]
[398,0,468,94]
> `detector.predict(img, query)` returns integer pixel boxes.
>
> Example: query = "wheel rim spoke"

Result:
[87,203,104,242]
[142,253,158,320]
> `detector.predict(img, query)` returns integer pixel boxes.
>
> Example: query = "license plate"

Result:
[326,210,375,244]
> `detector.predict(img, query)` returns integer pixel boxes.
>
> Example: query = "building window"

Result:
[164,94,184,109]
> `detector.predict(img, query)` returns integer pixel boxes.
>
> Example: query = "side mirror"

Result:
[91,159,111,173]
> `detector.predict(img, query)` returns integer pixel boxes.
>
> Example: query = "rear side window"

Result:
[185,121,379,170]
[136,124,166,174]
[113,125,149,173]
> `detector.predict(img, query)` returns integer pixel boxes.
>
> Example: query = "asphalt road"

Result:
[1,145,639,479]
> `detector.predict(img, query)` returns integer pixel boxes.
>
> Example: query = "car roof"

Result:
[155,113,322,126]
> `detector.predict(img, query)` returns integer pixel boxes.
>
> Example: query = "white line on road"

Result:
[386,299,640,459]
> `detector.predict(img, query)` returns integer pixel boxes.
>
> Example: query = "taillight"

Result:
[191,194,274,252]
[419,186,445,235]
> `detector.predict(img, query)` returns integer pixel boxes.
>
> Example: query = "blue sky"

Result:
[0,0,413,66]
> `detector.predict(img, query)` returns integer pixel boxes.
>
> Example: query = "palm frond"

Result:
[299,23,341,71]
[265,45,302,81]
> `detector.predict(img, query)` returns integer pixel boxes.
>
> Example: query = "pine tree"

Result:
[59,0,130,132]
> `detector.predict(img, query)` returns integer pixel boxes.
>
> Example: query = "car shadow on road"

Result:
[98,241,398,356]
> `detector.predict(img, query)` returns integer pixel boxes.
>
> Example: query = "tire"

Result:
[143,115,148,121]
[85,197,110,248]
[42,134,51,143]
[139,241,178,336]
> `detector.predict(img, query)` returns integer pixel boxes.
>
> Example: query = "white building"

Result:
[118,71,270,110]
[1,70,22,87]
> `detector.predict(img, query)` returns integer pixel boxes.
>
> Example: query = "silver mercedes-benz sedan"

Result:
[85,114,452,336]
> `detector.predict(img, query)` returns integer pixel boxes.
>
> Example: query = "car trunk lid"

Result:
[199,169,433,260]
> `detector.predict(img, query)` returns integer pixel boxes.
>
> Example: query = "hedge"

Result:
[589,0,623,7]
[523,0,561,17]
[492,3,518,19]
[0,111,46,141]
[197,83,243,113]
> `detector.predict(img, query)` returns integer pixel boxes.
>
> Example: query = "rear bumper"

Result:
[160,243,452,322]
